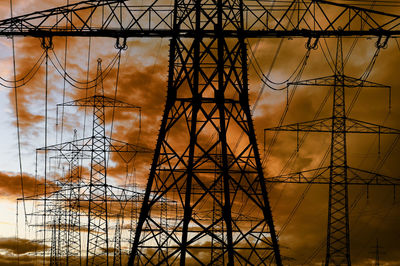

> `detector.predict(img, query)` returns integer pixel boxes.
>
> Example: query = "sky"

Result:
[0,0,399,265]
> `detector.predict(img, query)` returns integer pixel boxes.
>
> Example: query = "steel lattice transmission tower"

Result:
[19,58,151,265]
[3,0,400,265]
[128,2,283,264]
[52,59,147,265]
[264,37,400,265]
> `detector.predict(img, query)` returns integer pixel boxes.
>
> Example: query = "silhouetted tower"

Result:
[64,130,83,266]
[375,240,380,266]
[57,129,82,266]
[113,215,122,266]
[265,37,400,265]
[46,129,83,266]
[369,239,386,266]
[129,2,282,265]
[59,59,142,265]
[5,1,400,265]
[17,56,149,266]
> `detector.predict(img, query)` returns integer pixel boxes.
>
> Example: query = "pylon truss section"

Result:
[37,136,152,163]
[59,95,140,109]
[266,166,400,185]
[265,117,400,135]
[18,184,153,262]
[22,184,145,208]
[1,0,400,37]
[288,75,390,88]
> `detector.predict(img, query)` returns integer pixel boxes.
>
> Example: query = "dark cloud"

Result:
[0,238,47,255]
[0,171,47,199]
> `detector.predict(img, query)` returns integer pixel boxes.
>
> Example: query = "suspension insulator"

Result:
[115,37,128,50]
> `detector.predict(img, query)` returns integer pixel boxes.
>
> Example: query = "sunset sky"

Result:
[0,0,400,265]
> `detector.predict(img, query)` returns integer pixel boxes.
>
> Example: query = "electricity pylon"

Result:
[43,59,148,265]
[4,0,400,265]
[264,37,400,265]
[19,58,152,265]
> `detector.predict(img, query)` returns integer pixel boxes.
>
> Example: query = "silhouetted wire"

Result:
[82,19,93,146]
[0,53,46,89]
[239,4,308,220]
[271,87,332,213]
[0,50,45,83]
[278,147,331,237]
[320,38,336,73]
[51,49,102,85]
[49,49,121,90]
[346,48,382,117]
[395,38,400,53]
[108,51,122,155]
[248,39,311,88]
[10,0,28,230]
[58,9,69,157]
[42,41,50,266]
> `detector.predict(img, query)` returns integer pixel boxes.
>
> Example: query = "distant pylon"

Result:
[20,58,151,266]
[57,59,142,265]
[264,37,400,265]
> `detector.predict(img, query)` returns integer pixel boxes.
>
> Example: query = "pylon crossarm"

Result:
[59,95,140,108]
[347,167,400,185]
[288,75,390,88]
[2,0,400,37]
[265,117,400,134]
[265,166,400,185]
[346,118,400,134]
[36,136,92,151]
[105,137,152,153]
[37,136,151,154]
[265,167,330,184]
[264,118,333,133]
[18,183,145,202]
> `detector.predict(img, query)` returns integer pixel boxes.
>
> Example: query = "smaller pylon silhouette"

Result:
[264,37,400,266]
[18,58,152,266]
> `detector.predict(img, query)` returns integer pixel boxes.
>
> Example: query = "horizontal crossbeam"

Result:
[59,95,141,108]
[288,75,390,88]
[265,166,400,185]
[264,117,400,134]
[1,0,400,38]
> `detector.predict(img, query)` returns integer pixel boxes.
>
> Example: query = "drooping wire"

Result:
[106,49,122,171]
[10,0,28,226]
[83,31,92,141]
[261,52,310,167]
[346,46,382,115]
[0,51,46,89]
[58,3,70,155]
[49,49,121,90]
[108,50,122,142]
[248,39,312,89]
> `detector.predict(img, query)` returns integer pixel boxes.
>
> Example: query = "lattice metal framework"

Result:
[128,1,283,264]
